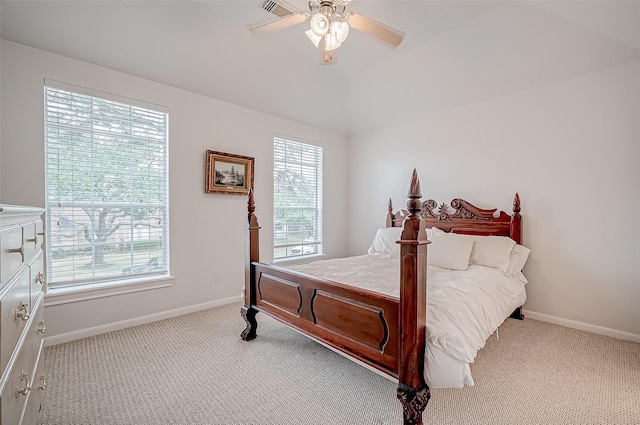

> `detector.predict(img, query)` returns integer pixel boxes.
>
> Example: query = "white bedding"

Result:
[286,254,526,388]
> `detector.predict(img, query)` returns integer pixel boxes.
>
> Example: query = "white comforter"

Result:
[287,254,526,364]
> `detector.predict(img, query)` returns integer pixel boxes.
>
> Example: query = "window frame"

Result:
[273,135,323,261]
[43,80,171,297]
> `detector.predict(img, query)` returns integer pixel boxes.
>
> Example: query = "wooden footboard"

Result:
[251,263,400,375]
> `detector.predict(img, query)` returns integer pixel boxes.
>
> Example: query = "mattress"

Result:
[286,254,527,388]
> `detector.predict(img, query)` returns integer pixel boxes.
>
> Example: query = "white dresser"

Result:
[0,205,47,425]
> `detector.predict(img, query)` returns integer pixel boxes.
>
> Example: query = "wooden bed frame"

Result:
[241,170,522,424]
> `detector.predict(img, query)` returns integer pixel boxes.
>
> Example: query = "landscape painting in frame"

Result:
[205,150,254,195]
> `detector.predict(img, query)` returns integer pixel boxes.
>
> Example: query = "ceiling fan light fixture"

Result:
[330,20,349,43]
[250,0,404,65]
[310,13,329,36]
[305,29,322,48]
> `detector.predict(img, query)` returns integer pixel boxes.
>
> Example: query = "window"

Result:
[44,81,169,288]
[273,136,323,260]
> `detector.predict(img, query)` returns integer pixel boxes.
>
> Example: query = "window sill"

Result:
[45,275,174,306]
[273,254,325,266]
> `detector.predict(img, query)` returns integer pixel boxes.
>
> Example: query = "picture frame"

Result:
[205,150,254,195]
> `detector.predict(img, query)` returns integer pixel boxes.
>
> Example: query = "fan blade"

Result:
[248,13,307,36]
[347,13,405,48]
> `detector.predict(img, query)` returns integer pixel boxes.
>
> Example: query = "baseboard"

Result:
[522,309,640,343]
[44,302,640,347]
[43,296,241,347]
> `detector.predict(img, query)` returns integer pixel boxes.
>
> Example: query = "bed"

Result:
[241,170,527,424]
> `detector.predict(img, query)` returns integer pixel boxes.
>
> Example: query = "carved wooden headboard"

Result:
[386,194,522,244]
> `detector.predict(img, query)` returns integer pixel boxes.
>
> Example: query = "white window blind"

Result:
[273,136,323,259]
[44,84,169,287]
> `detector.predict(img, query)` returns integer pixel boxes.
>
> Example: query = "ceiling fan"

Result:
[248,0,405,65]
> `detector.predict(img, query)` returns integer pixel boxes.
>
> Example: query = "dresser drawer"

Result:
[26,298,45,369]
[1,298,44,425]
[0,268,32,376]
[20,353,44,425]
[18,294,44,425]
[28,252,45,307]
[0,225,24,287]
[21,221,40,267]
[0,331,34,425]
[16,297,44,425]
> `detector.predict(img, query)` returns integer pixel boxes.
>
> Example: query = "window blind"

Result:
[44,85,169,287]
[273,136,323,259]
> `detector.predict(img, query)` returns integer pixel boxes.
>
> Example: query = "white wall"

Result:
[0,40,349,340]
[347,60,640,339]
[0,6,3,200]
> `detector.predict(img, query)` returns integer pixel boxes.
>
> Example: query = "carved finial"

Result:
[386,198,395,228]
[408,169,422,199]
[247,188,255,223]
[407,169,423,217]
[513,193,521,213]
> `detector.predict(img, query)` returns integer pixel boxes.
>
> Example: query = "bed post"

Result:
[241,188,260,341]
[509,192,525,320]
[510,193,522,245]
[396,169,431,425]
[386,198,394,228]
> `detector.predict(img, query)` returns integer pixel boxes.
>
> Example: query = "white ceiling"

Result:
[2,1,640,136]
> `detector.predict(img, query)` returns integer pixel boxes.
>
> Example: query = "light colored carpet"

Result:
[40,302,640,425]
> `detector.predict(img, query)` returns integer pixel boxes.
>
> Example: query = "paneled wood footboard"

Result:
[252,263,400,376]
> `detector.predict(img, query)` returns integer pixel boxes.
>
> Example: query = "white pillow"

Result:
[426,232,474,271]
[507,244,531,276]
[469,235,516,274]
[431,227,445,236]
[368,227,403,255]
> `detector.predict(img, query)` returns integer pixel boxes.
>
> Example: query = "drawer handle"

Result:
[15,302,30,321]
[38,320,47,334]
[8,245,25,262]
[27,236,39,246]
[15,372,30,397]
[36,272,46,285]
[38,375,47,391]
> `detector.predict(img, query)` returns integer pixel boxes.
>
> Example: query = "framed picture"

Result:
[205,150,254,195]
